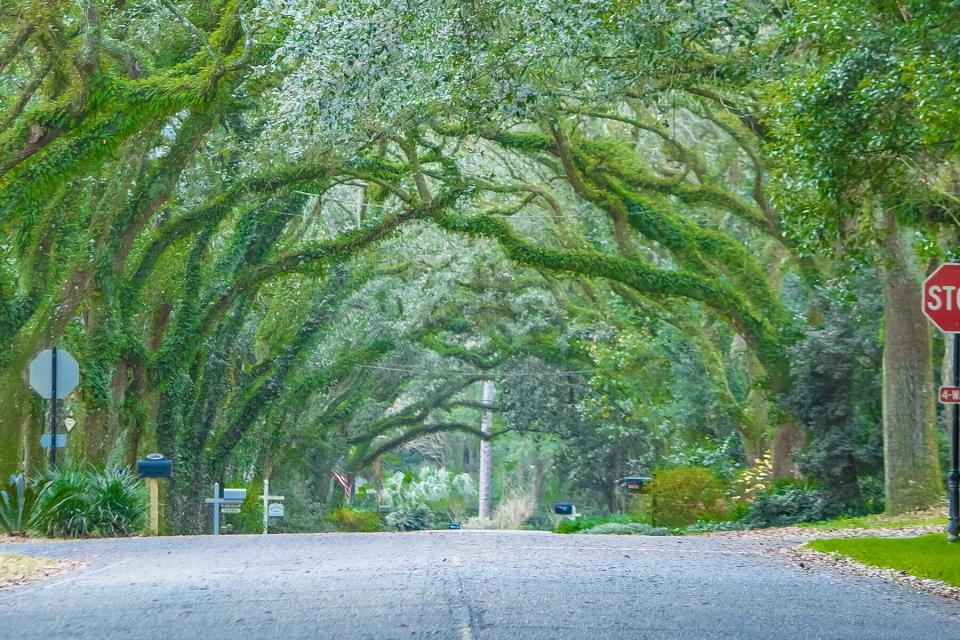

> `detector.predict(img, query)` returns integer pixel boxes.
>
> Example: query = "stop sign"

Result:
[923,264,960,332]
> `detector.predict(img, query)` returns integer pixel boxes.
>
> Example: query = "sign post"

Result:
[205,482,224,536]
[922,264,960,541]
[28,347,80,469]
[950,334,960,543]
[261,477,285,535]
[137,454,173,535]
[204,483,246,535]
[147,478,159,534]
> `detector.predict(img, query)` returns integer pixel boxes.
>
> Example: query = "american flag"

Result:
[332,471,353,498]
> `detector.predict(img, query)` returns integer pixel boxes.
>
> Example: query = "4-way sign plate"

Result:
[940,386,960,404]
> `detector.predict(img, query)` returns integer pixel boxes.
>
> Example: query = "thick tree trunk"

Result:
[772,417,804,480]
[0,361,34,477]
[880,212,942,513]
[0,329,49,478]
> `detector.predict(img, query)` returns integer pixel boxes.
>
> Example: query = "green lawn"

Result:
[808,534,960,586]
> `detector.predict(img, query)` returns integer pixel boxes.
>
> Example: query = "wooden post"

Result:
[147,478,159,535]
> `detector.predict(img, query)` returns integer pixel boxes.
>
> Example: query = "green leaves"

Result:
[0,474,48,537]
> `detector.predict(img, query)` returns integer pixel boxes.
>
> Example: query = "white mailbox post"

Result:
[261,478,285,535]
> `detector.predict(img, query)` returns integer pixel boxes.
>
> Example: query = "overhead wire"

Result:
[355,363,599,378]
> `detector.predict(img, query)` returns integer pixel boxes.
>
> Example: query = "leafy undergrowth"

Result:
[808,535,960,586]
[555,513,750,536]
[583,523,672,536]
[800,507,947,531]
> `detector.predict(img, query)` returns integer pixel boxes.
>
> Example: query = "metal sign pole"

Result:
[212,482,220,536]
[950,333,960,543]
[50,347,58,469]
[263,477,269,535]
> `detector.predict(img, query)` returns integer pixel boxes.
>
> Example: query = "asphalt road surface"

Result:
[1,530,958,640]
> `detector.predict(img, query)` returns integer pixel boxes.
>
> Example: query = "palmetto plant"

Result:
[0,474,49,536]
[380,466,476,523]
[385,503,433,531]
[33,467,147,538]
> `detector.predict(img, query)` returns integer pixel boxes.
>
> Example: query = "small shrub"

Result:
[584,523,672,536]
[35,468,96,537]
[554,514,632,534]
[683,520,748,534]
[0,474,49,536]
[522,510,554,531]
[34,467,146,538]
[742,483,827,528]
[87,470,147,537]
[649,466,728,527]
[729,453,773,504]
[329,507,383,532]
[386,503,433,531]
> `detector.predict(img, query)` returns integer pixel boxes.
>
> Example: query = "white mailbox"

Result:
[223,488,247,504]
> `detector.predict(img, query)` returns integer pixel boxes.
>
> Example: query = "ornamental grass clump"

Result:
[33,467,146,538]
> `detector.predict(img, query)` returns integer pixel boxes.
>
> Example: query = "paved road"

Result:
[1,531,957,639]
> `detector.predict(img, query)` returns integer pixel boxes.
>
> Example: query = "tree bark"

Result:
[772,418,804,480]
[880,211,942,513]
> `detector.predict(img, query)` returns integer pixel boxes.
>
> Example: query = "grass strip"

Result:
[800,511,946,530]
[808,534,960,586]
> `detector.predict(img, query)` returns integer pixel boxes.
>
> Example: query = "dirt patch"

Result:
[0,554,84,591]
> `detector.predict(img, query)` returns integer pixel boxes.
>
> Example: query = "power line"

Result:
[355,363,598,377]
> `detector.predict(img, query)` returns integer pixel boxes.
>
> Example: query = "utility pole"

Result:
[478,380,495,520]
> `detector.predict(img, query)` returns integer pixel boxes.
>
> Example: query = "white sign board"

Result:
[268,503,285,518]
[29,349,80,399]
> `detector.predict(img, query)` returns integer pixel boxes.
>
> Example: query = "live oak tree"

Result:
[766,0,960,511]
[0,0,954,529]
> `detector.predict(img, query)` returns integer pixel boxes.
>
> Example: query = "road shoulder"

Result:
[0,553,83,591]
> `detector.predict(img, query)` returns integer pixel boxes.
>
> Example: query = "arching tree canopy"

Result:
[1,0,957,530]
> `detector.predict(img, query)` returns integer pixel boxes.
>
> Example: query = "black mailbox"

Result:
[137,456,172,478]
[620,476,651,494]
[554,502,574,516]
